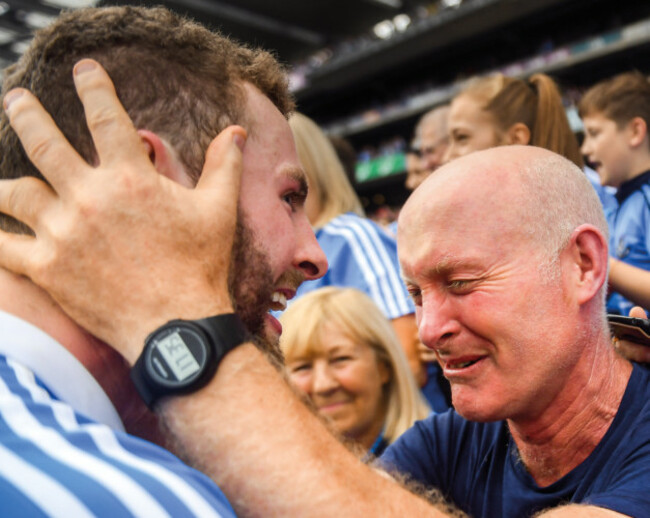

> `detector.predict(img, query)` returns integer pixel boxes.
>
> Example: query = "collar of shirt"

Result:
[615,169,650,204]
[0,309,124,431]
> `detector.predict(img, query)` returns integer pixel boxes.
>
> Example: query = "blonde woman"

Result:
[288,112,428,391]
[280,287,431,457]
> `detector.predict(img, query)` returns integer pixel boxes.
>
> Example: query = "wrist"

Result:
[131,312,248,408]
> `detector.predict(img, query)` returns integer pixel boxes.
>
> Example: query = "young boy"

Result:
[580,71,650,315]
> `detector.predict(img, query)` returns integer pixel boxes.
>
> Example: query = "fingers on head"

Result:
[0,230,34,277]
[4,89,84,190]
[72,59,145,165]
[0,177,56,232]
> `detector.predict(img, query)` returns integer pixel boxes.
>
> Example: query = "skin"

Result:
[580,112,650,188]
[581,110,650,312]
[443,95,504,162]
[0,61,631,517]
[406,123,449,191]
[443,94,531,163]
[286,323,390,450]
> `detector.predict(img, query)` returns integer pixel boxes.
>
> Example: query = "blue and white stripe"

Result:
[297,212,414,319]
[0,355,235,517]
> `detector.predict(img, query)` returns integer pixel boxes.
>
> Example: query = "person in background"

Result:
[579,71,650,315]
[444,72,617,213]
[405,104,450,191]
[288,111,428,390]
[280,287,431,458]
[385,104,450,238]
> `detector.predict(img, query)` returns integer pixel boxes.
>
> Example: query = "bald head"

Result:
[399,145,607,262]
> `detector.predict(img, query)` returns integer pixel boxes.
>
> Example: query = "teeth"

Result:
[453,360,476,369]
[271,291,287,310]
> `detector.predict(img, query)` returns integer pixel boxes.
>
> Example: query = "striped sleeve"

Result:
[309,214,414,319]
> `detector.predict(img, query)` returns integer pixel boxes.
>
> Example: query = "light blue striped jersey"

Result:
[0,311,236,517]
[295,212,414,319]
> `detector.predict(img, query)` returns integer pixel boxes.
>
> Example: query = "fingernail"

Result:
[3,89,24,113]
[233,132,246,152]
[74,60,97,76]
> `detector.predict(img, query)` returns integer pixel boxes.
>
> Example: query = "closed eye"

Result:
[447,279,477,293]
[283,191,307,212]
[289,362,312,373]
[407,285,422,305]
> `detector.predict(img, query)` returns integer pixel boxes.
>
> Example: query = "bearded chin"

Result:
[227,213,284,366]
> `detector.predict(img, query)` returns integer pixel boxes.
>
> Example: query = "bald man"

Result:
[1,63,648,516]
[405,105,450,191]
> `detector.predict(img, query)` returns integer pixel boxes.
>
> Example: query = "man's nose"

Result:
[417,293,460,349]
[295,217,328,281]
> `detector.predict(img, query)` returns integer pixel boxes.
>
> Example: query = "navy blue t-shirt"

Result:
[380,364,650,517]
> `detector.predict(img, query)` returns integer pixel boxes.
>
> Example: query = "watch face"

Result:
[145,326,209,387]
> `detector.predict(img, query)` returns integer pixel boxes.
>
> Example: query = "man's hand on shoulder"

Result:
[0,59,244,363]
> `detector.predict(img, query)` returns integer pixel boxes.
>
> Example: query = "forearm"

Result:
[159,343,445,517]
[535,504,627,517]
[608,258,650,309]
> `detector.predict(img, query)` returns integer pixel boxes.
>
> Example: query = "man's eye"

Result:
[407,287,422,304]
[283,192,306,210]
[448,279,474,292]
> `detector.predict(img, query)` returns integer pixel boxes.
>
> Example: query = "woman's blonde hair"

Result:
[289,112,364,229]
[280,287,430,445]
[457,73,583,168]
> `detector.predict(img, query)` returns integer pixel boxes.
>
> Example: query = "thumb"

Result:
[196,126,247,198]
[629,306,647,318]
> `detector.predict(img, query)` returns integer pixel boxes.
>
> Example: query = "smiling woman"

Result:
[279,287,431,457]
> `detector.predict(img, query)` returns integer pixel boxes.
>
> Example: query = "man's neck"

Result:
[0,268,165,445]
[507,334,633,487]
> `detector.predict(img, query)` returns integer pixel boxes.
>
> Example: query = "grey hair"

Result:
[518,153,608,301]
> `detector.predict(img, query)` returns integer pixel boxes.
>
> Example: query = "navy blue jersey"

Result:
[380,364,650,517]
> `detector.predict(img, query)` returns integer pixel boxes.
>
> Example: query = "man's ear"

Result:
[137,129,194,187]
[505,123,531,146]
[627,116,648,149]
[562,224,608,306]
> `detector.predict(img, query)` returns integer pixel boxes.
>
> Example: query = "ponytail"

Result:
[529,74,583,168]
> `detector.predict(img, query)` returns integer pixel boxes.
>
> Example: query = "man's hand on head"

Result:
[0,59,244,363]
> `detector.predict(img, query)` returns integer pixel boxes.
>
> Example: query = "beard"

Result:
[228,212,283,365]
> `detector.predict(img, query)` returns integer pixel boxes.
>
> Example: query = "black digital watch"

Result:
[130,313,249,408]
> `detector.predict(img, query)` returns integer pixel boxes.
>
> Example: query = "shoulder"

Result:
[0,358,235,517]
[379,410,505,484]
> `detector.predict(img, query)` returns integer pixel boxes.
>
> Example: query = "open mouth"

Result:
[270,291,288,311]
[444,355,484,371]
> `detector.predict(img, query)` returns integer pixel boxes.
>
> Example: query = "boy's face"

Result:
[581,112,633,188]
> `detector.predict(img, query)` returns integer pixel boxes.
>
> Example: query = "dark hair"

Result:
[0,5,294,232]
[578,71,650,131]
